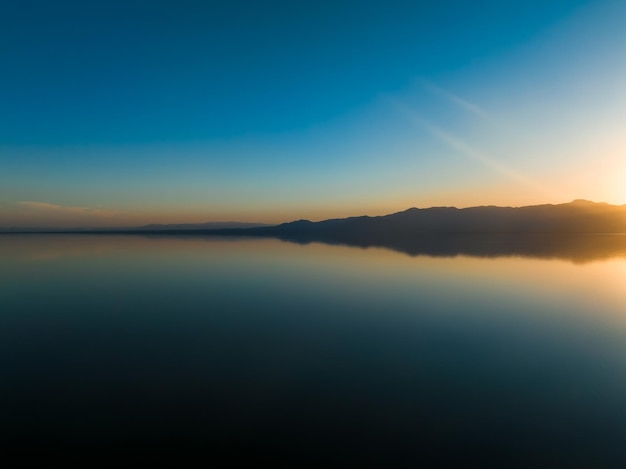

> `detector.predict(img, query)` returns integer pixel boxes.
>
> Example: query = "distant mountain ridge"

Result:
[265,199,626,237]
[137,221,270,231]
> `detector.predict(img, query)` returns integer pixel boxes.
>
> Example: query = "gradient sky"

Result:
[1,0,625,227]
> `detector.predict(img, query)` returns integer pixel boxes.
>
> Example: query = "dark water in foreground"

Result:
[1,235,626,466]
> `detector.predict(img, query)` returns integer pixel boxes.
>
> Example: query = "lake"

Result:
[1,234,625,466]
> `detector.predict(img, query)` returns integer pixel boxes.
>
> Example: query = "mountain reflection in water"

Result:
[273,232,626,264]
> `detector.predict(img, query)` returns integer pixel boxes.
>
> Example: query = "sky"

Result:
[1,0,625,227]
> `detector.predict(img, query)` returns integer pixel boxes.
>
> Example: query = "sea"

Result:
[1,234,625,466]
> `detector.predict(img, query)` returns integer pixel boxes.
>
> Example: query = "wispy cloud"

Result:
[423,81,491,120]
[17,201,117,216]
[387,99,559,199]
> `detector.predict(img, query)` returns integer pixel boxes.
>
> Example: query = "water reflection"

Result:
[3,232,626,264]
[273,232,626,264]
[1,235,625,465]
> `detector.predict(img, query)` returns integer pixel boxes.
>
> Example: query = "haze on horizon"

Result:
[1,0,625,228]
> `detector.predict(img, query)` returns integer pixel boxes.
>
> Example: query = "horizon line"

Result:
[1,198,624,232]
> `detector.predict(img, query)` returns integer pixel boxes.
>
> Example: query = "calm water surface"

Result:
[1,235,626,466]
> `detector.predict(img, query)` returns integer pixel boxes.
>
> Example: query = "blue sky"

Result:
[1,0,625,226]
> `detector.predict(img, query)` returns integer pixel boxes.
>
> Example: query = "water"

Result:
[1,235,626,465]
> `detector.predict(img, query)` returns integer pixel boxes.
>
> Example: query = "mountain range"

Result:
[166,199,625,241]
[259,199,626,236]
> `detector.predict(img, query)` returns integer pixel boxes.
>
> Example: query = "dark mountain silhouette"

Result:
[137,221,271,231]
[266,199,626,237]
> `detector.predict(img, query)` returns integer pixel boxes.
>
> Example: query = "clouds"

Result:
[0,201,126,228]
[385,80,567,204]
[422,81,491,121]
[17,201,118,217]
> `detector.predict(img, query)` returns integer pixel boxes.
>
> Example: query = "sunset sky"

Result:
[1,0,625,227]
